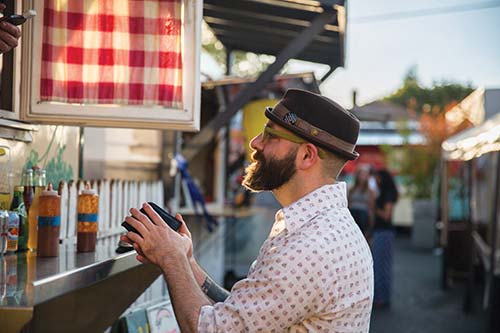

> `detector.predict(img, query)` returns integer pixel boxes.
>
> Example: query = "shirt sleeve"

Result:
[197,236,326,332]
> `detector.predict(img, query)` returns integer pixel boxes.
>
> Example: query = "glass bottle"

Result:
[0,146,11,210]
[77,183,99,252]
[6,211,19,252]
[37,183,60,257]
[10,186,26,251]
[0,210,8,254]
[21,169,34,212]
[27,168,46,251]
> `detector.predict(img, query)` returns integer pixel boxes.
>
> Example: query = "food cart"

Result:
[0,0,348,331]
[441,112,500,333]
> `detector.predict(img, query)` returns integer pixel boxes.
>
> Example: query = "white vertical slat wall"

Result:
[66,180,78,243]
[57,179,164,243]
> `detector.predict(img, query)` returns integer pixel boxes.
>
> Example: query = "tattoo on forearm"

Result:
[201,276,230,303]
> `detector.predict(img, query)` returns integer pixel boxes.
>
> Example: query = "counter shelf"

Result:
[0,241,160,333]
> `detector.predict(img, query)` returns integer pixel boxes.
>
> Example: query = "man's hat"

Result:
[265,89,360,160]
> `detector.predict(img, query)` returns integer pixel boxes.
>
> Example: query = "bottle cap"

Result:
[42,183,58,196]
[81,182,96,195]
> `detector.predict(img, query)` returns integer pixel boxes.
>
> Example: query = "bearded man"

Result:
[122,89,374,332]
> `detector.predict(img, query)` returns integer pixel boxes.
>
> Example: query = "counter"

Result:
[0,241,161,333]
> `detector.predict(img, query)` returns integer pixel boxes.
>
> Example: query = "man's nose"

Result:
[249,132,264,151]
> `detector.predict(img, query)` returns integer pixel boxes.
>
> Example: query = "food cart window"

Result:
[20,0,201,130]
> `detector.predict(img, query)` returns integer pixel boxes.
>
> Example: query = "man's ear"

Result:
[297,143,320,170]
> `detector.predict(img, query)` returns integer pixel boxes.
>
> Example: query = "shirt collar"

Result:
[274,182,348,235]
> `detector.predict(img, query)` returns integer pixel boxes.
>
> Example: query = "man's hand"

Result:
[0,4,21,54]
[121,204,212,332]
[122,203,193,271]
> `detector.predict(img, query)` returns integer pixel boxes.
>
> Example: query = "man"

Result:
[0,3,21,54]
[123,89,374,332]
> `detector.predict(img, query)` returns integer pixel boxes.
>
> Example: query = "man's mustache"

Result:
[250,150,264,163]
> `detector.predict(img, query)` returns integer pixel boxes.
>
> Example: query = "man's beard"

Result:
[242,147,298,192]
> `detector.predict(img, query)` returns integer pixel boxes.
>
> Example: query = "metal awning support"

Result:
[181,8,339,161]
[440,157,449,290]
[488,152,500,333]
[319,66,334,83]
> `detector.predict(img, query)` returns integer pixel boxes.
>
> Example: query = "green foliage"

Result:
[396,145,439,199]
[24,145,74,187]
[24,150,39,170]
[383,66,475,199]
[45,145,74,186]
[385,66,474,115]
[23,126,74,188]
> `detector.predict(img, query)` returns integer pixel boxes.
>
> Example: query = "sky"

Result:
[288,0,500,109]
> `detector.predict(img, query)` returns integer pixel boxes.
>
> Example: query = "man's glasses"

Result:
[262,125,325,159]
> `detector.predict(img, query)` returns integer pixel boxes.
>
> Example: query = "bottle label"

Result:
[7,212,19,241]
[77,213,98,222]
[38,216,61,227]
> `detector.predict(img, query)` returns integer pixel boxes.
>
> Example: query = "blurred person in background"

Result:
[348,164,376,239]
[372,169,399,308]
[368,166,379,197]
[0,3,21,54]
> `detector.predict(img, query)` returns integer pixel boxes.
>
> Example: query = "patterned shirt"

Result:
[198,182,374,332]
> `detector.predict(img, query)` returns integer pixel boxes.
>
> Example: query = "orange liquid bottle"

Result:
[37,183,60,257]
[77,183,99,252]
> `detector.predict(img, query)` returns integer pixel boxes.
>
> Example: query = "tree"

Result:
[385,66,474,116]
[383,67,474,199]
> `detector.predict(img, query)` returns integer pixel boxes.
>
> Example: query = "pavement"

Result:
[369,234,487,333]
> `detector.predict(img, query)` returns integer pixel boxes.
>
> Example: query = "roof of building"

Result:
[203,0,346,68]
[350,100,412,122]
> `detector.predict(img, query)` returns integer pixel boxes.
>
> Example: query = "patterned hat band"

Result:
[268,104,356,154]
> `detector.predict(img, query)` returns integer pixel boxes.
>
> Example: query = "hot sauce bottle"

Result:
[37,183,61,257]
[77,183,99,252]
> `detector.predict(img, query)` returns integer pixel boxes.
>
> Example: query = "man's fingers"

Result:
[0,39,10,53]
[133,243,150,261]
[126,230,144,244]
[125,215,150,237]
[130,207,155,229]
[133,243,151,264]
[142,203,167,228]
[120,234,133,245]
[177,214,191,238]
[0,22,21,38]
[136,254,149,264]
[0,31,19,50]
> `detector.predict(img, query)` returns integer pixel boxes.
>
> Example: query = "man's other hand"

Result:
[0,4,22,54]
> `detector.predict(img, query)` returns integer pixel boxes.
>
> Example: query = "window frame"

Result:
[19,0,201,131]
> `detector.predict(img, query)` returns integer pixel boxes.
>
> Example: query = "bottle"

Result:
[0,255,5,303]
[6,211,19,252]
[10,186,28,251]
[21,169,34,212]
[27,168,46,251]
[5,253,17,300]
[0,146,11,210]
[77,183,99,252]
[37,183,60,257]
[0,210,8,254]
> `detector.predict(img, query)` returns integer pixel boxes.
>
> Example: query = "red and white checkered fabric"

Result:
[40,0,183,107]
